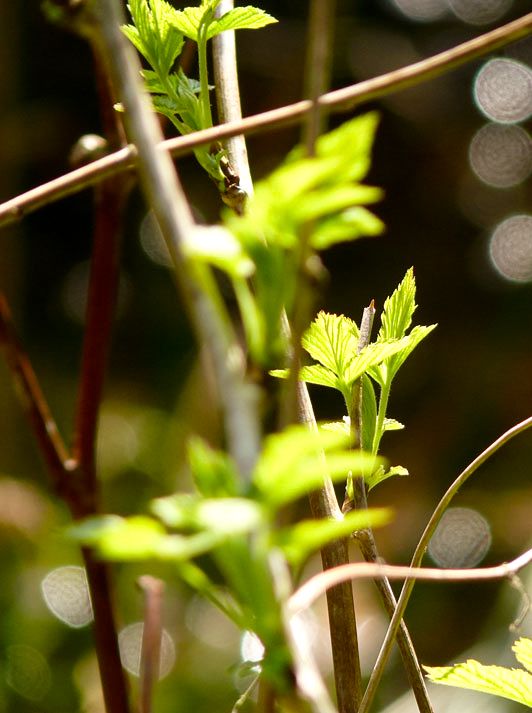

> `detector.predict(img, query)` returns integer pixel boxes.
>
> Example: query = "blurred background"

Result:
[2,0,532,711]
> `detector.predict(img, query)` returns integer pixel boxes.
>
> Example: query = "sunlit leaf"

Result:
[311,206,385,250]
[151,494,265,535]
[343,338,411,385]
[514,639,532,674]
[302,311,358,375]
[253,424,382,507]
[206,6,277,39]
[424,659,532,708]
[299,364,342,390]
[276,508,393,565]
[366,464,408,490]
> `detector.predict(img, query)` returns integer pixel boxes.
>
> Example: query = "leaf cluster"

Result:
[122,0,276,188]
[220,113,385,368]
[274,269,436,490]
[70,425,391,687]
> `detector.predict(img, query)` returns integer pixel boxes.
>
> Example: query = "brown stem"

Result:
[138,576,165,713]
[288,545,532,613]
[0,294,72,485]
[4,11,532,229]
[359,414,532,713]
[83,548,131,713]
[70,174,129,514]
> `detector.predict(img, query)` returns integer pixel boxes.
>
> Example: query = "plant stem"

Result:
[212,0,253,196]
[347,304,434,713]
[359,414,532,713]
[90,0,262,482]
[288,544,532,613]
[5,11,532,228]
[197,12,215,131]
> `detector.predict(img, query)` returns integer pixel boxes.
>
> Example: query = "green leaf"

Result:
[299,364,343,390]
[69,515,167,559]
[183,226,255,279]
[424,659,532,708]
[320,419,350,436]
[253,424,382,507]
[206,6,277,39]
[515,639,532,674]
[378,267,418,342]
[187,436,239,497]
[368,269,437,387]
[124,0,185,75]
[293,184,383,224]
[275,508,393,565]
[151,494,265,536]
[302,311,359,377]
[383,418,404,431]
[343,337,412,385]
[366,464,408,490]
[311,206,385,250]
[143,68,203,132]
[166,6,204,41]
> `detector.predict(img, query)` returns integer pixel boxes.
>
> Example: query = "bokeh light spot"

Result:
[428,507,491,568]
[118,622,176,679]
[448,0,513,25]
[185,596,240,650]
[61,260,132,324]
[474,59,532,124]
[469,123,532,187]
[41,565,93,628]
[140,211,172,268]
[389,0,448,22]
[6,645,51,701]
[489,214,532,282]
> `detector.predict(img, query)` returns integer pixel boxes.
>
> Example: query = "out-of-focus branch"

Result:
[89,0,261,482]
[3,11,532,228]
[288,546,532,614]
[0,294,71,486]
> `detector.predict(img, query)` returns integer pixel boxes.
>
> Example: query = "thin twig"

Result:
[288,546,532,614]
[138,576,165,713]
[3,12,532,226]
[348,302,433,713]
[296,4,367,712]
[3,11,532,228]
[359,414,532,713]
[212,0,253,200]
[0,294,72,484]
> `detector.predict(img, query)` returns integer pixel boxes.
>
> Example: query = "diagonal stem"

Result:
[348,303,434,713]
[359,414,532,713]
[4,11,532,228]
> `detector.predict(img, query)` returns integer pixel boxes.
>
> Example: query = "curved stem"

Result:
[359,414,532,713]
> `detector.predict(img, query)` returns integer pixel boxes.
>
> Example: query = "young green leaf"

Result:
[424,658,532,708]
[253,424,382,507]
[124,0,185,75]
[302,311,359,376]
[151,494,265,536]
[366,464,408,490]
[368,269,437,387]
[275,507,393,565]
[206,6,277,39]
[515,638,532,674]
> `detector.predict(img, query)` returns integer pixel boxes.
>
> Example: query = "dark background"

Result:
[1,1,532,712]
